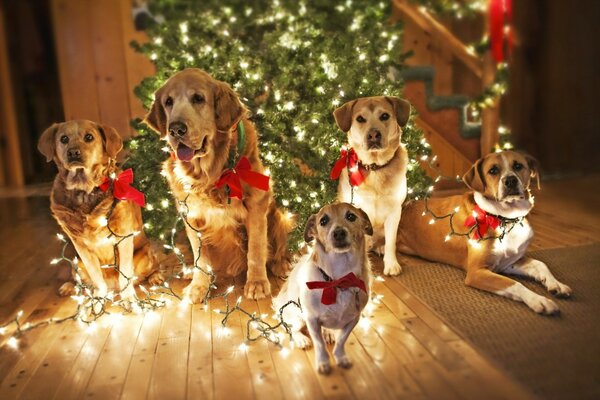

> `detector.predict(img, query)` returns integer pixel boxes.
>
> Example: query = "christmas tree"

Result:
[126,0,432,248]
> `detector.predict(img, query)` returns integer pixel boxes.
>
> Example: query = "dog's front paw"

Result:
[383,260,402,276]
[183,282,209,304]
[58,282,76,297]
[317,361,332,375]
[291,331,312,349]
[322,328,336,345]
[335,355,352,369]
[547,281,572,298]
[270,260,292,278]
[244,277,271,299]
[147,271,165,286]
[526,294,559,315]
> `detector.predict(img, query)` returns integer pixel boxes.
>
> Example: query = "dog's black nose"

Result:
[67,148,81,160]
[367,129,382,143]
[504,175,518,189]
[168,121,188,137]
[333,228,347,241]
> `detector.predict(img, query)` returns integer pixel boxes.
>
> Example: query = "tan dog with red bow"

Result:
[274,203,372,374]
[397,151,572,314]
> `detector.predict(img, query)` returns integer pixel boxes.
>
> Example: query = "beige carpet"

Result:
[396,244,600,400]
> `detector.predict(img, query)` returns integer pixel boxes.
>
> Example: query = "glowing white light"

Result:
[161,199,169,208]
[226,286,235,295]
[56,233,65,241]
[429,219,436,225]
[98,216,108,227]
[238,343,248,352]
[7,337,18,349]
[444,235,451,242]
[50,258,61,265]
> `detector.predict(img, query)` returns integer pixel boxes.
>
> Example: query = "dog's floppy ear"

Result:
[333,100,357,132]
[145,87,167,137]
[385,96,411,127]
[38,123,60,162]
[462,157,486,193]
[354,206,374,236]
[304,214,317,243]
[98,124,123,159]
[214,81,245,132]
[523,152,541,190]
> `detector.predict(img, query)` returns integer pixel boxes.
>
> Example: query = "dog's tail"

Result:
[272,254,306,331]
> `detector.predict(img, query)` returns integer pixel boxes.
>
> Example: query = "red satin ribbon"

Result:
[330,147,365,187]
[99,168,146,207]
[306,272,367,305]
[215,156,270,200]
[489,0,513,63]
[464,205,501,239]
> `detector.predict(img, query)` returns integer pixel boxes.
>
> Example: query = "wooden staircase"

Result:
[392,0,501,179]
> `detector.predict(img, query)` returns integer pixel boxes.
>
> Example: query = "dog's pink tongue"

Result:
[176,144,194,161]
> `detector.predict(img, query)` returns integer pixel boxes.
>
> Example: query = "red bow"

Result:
[330,147,365,187]
[489,0,513,63]
[306,272,367,305]
[99,168,146,207]
[215,156,270,200]
[464,205,501,239]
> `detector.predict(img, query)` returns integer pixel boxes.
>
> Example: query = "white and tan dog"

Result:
[274,203,372,374]
[397,150,572,314]
[333,96,410,276]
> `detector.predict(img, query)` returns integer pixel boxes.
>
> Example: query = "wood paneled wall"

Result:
[51,0,154,139]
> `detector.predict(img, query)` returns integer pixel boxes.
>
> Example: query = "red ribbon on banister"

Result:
[489,0,513,63]
[306,272,367,305]
[215,156,270,200]
[330,147,365,187]
[99,168,146,207]
[464,205,501,240]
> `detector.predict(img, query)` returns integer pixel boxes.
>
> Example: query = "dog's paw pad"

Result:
[336,356,352,369]
[317,362,332,375]
[147,271,164,286]
[183,283,208,304]
[58,282,76,297]
[383,262,402,276]
[322,328,336,344]
[244,278,271,299]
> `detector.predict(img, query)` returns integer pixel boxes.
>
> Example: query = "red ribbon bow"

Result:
[464,205,501,239]
[306,272,367,305]
[330,147,365,187]
[489,0,513,63]
[215,156,270,200]
[99,168,146,207]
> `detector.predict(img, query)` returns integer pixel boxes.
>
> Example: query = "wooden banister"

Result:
[393,0,483,78]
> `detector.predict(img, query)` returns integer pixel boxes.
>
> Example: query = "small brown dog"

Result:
[333,96,410,276]
[274,203,372,374]
[145,68,291,301]
[397,150,572,314]
[38,120,161,298]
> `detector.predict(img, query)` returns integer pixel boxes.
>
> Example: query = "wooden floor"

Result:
[0,175,599,400]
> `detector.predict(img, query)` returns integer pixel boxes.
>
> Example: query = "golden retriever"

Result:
[38,120,161,299]
[144,68,291,301]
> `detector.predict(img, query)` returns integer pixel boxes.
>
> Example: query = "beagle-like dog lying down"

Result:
[397,150,572,314]
[38,120,162,299]
[274,203,372,374]
[333,96,411,276]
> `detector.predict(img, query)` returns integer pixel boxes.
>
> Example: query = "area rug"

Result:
[396,244,600,400]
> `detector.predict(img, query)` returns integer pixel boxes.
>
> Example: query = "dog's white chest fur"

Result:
[490,219,533,271]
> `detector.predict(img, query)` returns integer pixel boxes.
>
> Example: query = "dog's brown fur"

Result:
[38,120,161,297]
[145,68,291,301]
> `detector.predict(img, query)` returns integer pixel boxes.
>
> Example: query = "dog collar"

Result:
[464,205,523,240]
[330,146,397,187]
[306,269,367,305]
[362,148,398,172]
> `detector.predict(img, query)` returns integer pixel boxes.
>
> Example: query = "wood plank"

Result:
[88,0,132,138]
[0,2,24,187]
[147,303,192,399]
[405,360,462,400]
[186,302,214,400]
[51,0,100,121]
[83,314,144,399]
[120,309,165,400]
